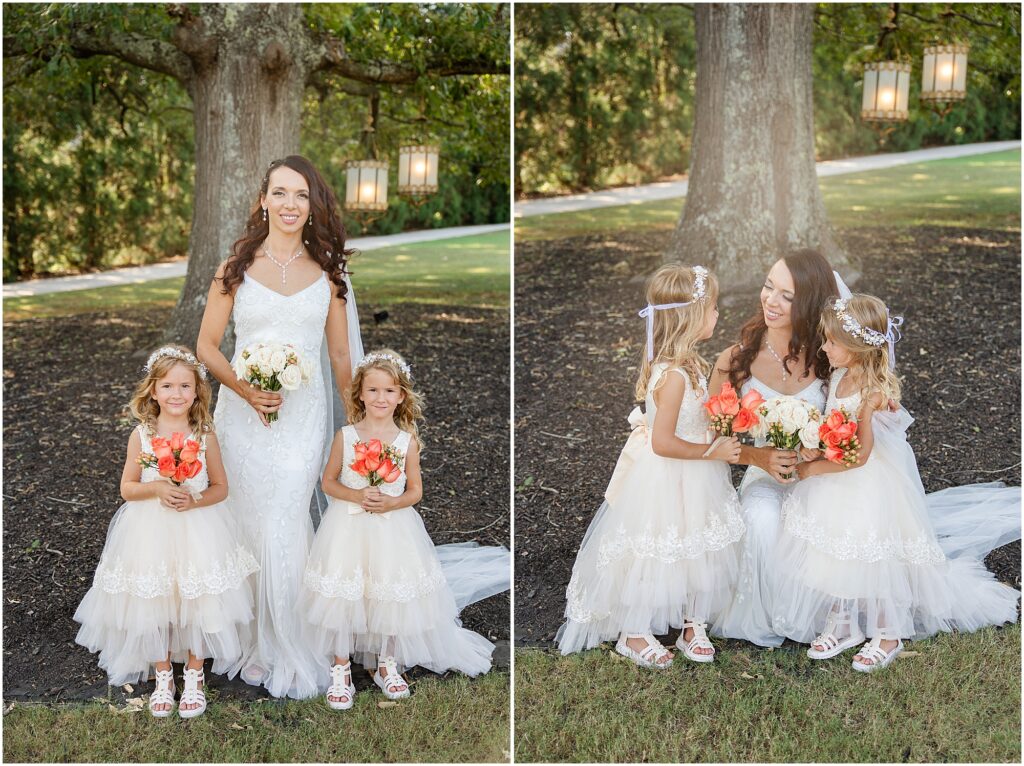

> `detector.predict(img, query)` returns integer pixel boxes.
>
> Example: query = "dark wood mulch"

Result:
[2,302,509,702]
[514,225,1021,644]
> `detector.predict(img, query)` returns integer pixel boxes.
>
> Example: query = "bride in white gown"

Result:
[198,156,363,698]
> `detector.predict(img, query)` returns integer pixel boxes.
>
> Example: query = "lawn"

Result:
[514,626,1020,763]
[514,149,1021,242]
[2,230,511,321]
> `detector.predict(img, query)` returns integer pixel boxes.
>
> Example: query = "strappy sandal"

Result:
[178,666,207,719]
[326,661,356,710]
[615,632,673,669]
[148,667,176,718]
[676,620,716,663]
[851,636,904,673]
[373,657,410,700]
[807,611,866,660]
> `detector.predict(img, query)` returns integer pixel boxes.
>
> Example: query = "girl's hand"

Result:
[358,486,382,510]
[707,436,742,464]
[795,460,817,481]
[361,488,397,514]
[760,447,797,484]
[800,447,822,462]
[155,482,190,510]
[174,493,200,513]
[239,381,283,428]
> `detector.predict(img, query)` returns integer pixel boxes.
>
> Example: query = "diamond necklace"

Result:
[764,339,790,380]
[262,242,304,285]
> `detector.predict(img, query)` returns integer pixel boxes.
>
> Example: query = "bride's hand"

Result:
[760,447,797,484]
[239,381,283,427]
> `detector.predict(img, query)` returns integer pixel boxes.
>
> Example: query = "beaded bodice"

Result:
[825,367,863,414]
[644,363,711,443]
[137,425,209,493]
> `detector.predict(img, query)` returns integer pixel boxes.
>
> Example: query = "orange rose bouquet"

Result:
[818,407,862,467]
[138,432,204,498]
[705,382,765,436]
[349,439,404,486]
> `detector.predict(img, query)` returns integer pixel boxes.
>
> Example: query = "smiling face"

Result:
[152,362,198,418]
[359,368,406,421]
[761,259,796,330]
[261,165,310,235]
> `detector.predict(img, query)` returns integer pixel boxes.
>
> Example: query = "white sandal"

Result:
[178,667,207,719]
[373,657,410,700]
[807,611,866,660]
[676,620,715,663]
[615,632,673,669]
[148,667,176,718]
[851,636,904,673]
[326,662,356,710]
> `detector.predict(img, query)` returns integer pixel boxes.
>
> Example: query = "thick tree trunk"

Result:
[164,4,313,346]
[666,4,855,291]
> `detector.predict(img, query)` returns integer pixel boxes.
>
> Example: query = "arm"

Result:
[120,429,189,508]
[706,345,736,397]
[650,371,741,463]
[196,262,282,427]
[176,433,228,511]
[362,438,424,513]
[324,291,353,422]
[797,393,882,480]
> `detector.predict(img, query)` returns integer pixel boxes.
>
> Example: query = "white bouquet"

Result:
[751,396,821,478]
[233,342,312,424]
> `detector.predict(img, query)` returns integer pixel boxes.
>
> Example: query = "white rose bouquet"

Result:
[233,342,311,424]
[752,396,822,479]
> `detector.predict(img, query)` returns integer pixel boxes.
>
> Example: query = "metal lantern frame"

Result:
[397,144,440,197]
[861,60,912,123]
[344,159,390,213]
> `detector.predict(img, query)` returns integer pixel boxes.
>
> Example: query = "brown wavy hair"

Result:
[219,155,353,300]
[128,345,214,436]
[724,249,838,390]
[820,294,902,405]
[346,349,425,448]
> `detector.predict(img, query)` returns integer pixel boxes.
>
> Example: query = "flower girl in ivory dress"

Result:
[773,295,1020,671]
[74,346,258,717]
[556,264,746,667]
[301,350,505,708]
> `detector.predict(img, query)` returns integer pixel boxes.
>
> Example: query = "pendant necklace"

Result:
[764,340,789,381]
[262,242,304,285]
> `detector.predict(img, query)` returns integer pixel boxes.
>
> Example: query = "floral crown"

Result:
[637,265,709,361]
[145,346,208,379]
[831,298,904,369]
[355,352,412,380]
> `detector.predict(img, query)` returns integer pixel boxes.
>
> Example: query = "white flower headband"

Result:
[145,346,208,379]
[637,265,708,361]
[831,298,904,369]
[356,352,412,379]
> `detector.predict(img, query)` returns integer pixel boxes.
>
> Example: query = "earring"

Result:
[262,208,268,222]
[308,213,313,225]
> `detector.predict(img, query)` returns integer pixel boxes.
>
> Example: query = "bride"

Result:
[197,156,362,698]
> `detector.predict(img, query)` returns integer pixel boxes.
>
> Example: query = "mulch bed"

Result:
[514,225,1021,644]
[3,302,509,702]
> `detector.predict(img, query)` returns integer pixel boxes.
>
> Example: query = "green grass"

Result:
[515,149,1022,242]
[3,671,510,763]
[2,230,510,322]
[514,625,1021,763]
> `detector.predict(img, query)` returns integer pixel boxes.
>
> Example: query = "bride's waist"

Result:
[231,338,323,358]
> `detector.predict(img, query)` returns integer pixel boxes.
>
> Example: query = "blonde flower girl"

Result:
[74,346,258,717]
[773,295,1020,671]
[556,264,746,667]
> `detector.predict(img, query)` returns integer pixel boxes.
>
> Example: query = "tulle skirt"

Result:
[300,501,496,677]
[556,447,745,654]
[74,498,259,686]
[772,454,1020,643]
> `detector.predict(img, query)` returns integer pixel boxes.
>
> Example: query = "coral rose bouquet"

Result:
[751,396,822,478]
[233,342,313,424]
[347,439,405,515]
[705,382,765,437]
[818,407,862,467]
[138,432,204,500]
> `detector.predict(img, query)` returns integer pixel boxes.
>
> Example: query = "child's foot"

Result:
[676,621,715,663]
[374,657,410,700]
[615,633,673,668]
[807,611,865,660]
[178,665,207,718]
[851,637,903,673]
[327,661,356,710]
[148,667,176,718]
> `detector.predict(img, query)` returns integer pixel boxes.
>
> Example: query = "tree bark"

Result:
[666,4,855,291]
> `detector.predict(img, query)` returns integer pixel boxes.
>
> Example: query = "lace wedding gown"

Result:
[215,273,337,698]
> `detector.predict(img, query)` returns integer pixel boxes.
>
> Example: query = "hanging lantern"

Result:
[921,43,968,103]
[397,144,440,197]
[861,61,911,122]
[344,159,389,212]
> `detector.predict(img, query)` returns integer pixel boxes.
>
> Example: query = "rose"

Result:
[799,420,820,449]
[732,408,758,434]
[365,439,383,459]
[185,460,203,480]
[383,464,401,483]
[179,439,201,463]
[150,437,174,460]
[824,445,845,463]
[822,429,843,448]
[789,403,810,429]
[279,365,302,391]
[834,421,858,442]
[169,432,185,452]
[173,461,191,484]
[269,349,288,374]
[157,456,176,478]
[350,459,368,476]
[718,385,740,416]
[706,398,724,417]
[825,410,846,431]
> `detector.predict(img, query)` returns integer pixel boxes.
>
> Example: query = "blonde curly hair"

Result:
[128,344,214,436]
[820,293,902,406]
[346,348,424,446]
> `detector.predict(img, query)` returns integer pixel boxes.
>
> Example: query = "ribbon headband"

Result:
[832,298,903,369]
[637,266,708,362]
[145,347,208,379]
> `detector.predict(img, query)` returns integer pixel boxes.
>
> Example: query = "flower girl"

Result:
[74,346,258,717]
[300,349,506,708]
[556,264,746,667]
[773,295,1020,671]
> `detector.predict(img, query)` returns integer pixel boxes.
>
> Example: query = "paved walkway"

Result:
[4,223,510,298]
[514,140,1021,218]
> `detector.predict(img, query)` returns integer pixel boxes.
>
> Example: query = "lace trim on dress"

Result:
[782,496,946,565]
[96,545,259,600]
[565,571,606,624]
[303,563,365,600]
[303,561,447,603]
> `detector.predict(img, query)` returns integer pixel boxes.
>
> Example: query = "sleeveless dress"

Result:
[300,425,496,676]
[711,374,827,647]
[74,426,258,685]
[771,368,1020,641]
[214,272,334,698]
[556,363,746,654]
